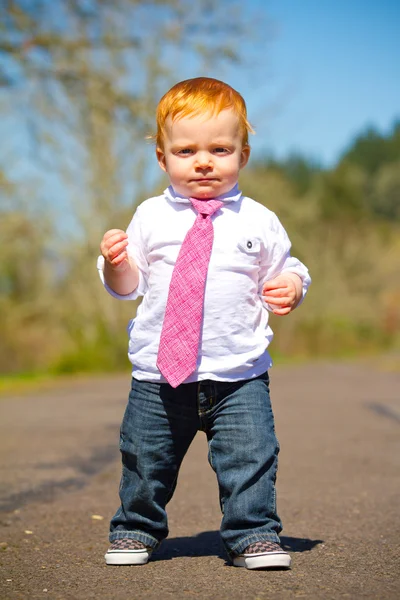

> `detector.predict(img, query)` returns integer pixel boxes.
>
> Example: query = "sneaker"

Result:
[105,538,153,565]
[232,540,291,570]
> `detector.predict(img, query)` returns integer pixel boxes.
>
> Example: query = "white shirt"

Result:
[97,185,311,383]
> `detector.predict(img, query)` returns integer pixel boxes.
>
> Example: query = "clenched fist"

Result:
[262,274,302,316]
[100,229,129,271]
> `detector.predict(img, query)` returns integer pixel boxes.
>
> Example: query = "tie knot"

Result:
[190,197,224,217]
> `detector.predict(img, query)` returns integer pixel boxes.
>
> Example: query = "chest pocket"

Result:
[232,237,262,272]
[237,236,261,256]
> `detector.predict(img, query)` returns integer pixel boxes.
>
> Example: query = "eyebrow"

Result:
[170,138,234,147]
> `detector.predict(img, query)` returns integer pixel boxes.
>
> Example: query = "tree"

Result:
[339,121,400,174]
[338,121,400,220]
[1,0,269,228]
[251,153,322,196]
[0,0,273,373]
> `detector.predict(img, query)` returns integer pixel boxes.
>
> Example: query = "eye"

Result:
[213,147,229,154]
[176,148,193,156]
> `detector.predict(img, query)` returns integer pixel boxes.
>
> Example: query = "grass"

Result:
[0,372,57,396]
[1,346,398,398]
[0,369,131,397]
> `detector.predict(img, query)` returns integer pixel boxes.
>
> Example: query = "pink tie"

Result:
[157,197,224,388]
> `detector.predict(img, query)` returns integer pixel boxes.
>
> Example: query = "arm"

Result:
[100,229,139,296]
[259,213,311,316]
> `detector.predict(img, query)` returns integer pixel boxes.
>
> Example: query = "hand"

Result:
[262,274,302,316]
[100,229,129,271]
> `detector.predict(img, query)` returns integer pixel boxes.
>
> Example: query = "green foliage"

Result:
[51,327,130,374]
[252,154,322,196]
[1,120,399,375]
[338,122,400,220]
[0,0,399,376]
[339,121,400,174]
[1,0,273,376]
[239,120,400,362]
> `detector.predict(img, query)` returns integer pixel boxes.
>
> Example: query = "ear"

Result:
[156,147,167,172]
[240,145,250,169]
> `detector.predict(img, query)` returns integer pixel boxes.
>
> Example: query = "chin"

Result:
[193,191,215,199]
[192,185,221,199]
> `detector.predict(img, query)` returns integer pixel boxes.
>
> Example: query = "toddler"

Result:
[98,77,311,569]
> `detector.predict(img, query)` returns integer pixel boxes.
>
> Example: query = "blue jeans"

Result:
[110,372,282,557]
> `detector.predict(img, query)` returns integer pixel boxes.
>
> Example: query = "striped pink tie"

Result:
[157,198,224,387]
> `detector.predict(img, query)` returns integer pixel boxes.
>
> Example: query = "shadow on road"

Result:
[0,443,119,512]
[152,531,324,561]
[153,530,224,560]
[366,401,400,424]
[280,536,324,552]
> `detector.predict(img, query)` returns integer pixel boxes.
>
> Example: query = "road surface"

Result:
[0,362,399,599]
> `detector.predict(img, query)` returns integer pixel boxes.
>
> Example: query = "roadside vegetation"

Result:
[0,1,399,379]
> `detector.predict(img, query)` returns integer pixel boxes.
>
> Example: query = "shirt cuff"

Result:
[96,255,144,300]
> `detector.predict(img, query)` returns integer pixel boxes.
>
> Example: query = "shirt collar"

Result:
[164,184,242,205]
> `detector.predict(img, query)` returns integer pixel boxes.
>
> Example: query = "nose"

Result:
[195,152,212,169]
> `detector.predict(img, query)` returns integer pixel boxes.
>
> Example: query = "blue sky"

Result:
[230,0,400,165]
[1,0,399,198]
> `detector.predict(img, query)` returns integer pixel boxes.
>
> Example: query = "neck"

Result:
[170,183,240,202]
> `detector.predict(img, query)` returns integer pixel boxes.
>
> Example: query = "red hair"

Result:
[155,77,254,150]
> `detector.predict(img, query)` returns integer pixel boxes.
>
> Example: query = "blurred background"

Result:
[0,0,399,383]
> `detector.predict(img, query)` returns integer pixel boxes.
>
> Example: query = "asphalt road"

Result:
[0,362,399,599]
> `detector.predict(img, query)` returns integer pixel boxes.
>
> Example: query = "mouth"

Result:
[191,178,218,183]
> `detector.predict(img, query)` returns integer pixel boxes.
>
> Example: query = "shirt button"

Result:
[247,240,252,249]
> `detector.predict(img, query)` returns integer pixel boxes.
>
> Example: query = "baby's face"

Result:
[156,108,250,199]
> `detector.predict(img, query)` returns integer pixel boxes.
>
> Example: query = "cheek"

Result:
[222,158,242,177]
[169,160,189,179]
[162,156,175,175]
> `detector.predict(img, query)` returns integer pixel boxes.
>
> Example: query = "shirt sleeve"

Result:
[96,205,149,300]
[258,213,311,308]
